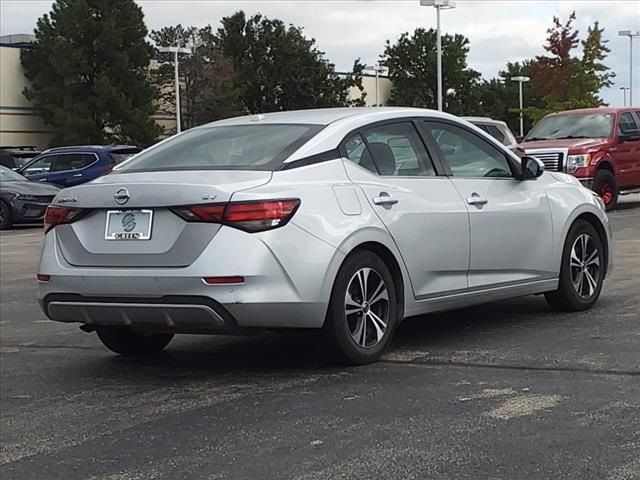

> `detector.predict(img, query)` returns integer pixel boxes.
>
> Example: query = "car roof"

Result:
[202,107,453,127]
[41,145,140,154]
[546,107,634,116]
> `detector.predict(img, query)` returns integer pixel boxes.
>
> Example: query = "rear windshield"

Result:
[118,124,322,173]
[109,148,142,164]
[526,113,614,140]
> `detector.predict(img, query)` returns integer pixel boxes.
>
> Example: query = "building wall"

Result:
[352,74,392,107]
[0,45,53,149]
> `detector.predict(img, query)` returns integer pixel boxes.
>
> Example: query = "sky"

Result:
[1,0,639,107]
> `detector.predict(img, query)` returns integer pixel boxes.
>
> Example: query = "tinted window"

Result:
[486,125,507,144]
[118,124,321,173]
[426,122,512,178]
[50,154,96,172]
[527,113,614,140]
[618,112,638,134]
[24,155,55,175]
[358,122,435,176]
[110,148,141,164]
[344,134,377,173]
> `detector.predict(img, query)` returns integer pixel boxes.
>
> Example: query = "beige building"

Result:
[1,33,391,149]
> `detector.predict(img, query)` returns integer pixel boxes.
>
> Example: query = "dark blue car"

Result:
[18,145,142,188]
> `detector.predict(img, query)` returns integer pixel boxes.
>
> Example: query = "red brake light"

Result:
[202,276,245,285]
[171,199,300,233]
[44,205,84,232]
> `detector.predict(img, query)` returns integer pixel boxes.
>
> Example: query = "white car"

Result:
[38,108,612,364]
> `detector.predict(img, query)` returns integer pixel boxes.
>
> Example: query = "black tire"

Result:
[0,201,12,230]
[96,327,174,356]
[592,169,618,211]
[323,250,399,365]
[545,220,605,312]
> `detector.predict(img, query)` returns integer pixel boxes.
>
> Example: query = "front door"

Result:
[612,111,640,189]
[342,121,470,299]
[422,120,555,289]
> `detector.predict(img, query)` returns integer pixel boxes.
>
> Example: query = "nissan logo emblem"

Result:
[114,188,130,205]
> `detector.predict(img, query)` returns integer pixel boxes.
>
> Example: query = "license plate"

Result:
[105,209,153,240]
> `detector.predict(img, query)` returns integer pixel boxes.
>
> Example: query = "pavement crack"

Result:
[382,358,640,377]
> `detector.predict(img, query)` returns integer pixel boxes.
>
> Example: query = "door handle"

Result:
[466,193,488,206]
[72,173,83,178]
[38,179,48,182]
[373,192,398,206]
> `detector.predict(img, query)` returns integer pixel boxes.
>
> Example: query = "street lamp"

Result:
[620,86,630,107]
[511,76,530,137]
[364,63,389,106]
[420,0,456,112]
[157,46,191,133]
[618,30,640,106]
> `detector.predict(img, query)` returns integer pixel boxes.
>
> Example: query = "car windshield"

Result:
[0,165,26,181]
[118,124,322,173]
[526,113,614,140]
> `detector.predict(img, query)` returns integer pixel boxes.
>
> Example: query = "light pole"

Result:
[157,46,190,133]
[618,30,639,106]
[364,63,389,106]
[511,76,530,137]
[420,0,456,112]
[620,86,630,106]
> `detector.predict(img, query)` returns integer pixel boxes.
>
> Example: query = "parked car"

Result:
[0,165,59,230]
[519,107,640,210]
[0,146,41,170]
[18,145,142,188]
[462,117,518,149]
[38,108,611,364]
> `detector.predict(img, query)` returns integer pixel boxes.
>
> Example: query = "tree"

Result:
[21,0,160,146]
[381,28,481,115]
[217,11,365,113]
[577,21,615,104]
[150,25,243,131]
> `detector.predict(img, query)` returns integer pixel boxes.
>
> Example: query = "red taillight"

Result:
[44,205,84,232]
[202,276,245,285]
[172,199,300,233]
[224,200,300,232]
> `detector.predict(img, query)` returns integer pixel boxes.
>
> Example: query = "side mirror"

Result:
[618,129,640,143]
[520,155,544,180]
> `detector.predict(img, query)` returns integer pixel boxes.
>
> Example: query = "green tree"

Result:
[576,21,615,104]
[21,0,160,146]
[217,11,365,113]
[380,28,481,115]
[150,25,243,131]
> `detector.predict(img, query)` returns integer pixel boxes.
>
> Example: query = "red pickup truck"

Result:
[520,107,640,210]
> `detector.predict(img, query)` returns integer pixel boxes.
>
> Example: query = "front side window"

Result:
[618,112,639,134]
[118,124,322,173]
[526,113,614,140]
[23,155,55,175]
[425,122,513,178]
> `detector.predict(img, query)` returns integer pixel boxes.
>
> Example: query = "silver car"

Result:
[38,108,612,364]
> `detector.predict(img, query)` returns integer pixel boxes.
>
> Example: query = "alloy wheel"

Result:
[570,233,601,299]
[345,267,390,348]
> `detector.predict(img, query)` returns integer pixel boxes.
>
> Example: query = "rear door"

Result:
[422,120,555,288]
[342,120,470,299]
[47,153,99,187]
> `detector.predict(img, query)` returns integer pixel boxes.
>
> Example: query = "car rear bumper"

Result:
[38,224,341,331]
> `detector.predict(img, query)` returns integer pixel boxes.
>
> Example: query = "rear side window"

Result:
[50,153,96,172]
[118,124,322,172]
[618,112,639,134]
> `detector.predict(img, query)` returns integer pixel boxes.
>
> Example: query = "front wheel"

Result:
[323,250,399,365]
[592,169,618,211]
[0,201,12,230]
[96,327,174,355]
[545,220,605,312]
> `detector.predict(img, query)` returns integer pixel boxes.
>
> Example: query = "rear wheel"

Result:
[593,169,618,211]
[545,220,604,312]
[0,201,12,230]
[96,327,174,355]
[323,250,399,365]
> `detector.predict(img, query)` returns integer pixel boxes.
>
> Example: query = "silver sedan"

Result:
[37,108,612,364]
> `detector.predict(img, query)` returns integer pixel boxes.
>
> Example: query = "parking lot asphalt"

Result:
[1,196,638,480]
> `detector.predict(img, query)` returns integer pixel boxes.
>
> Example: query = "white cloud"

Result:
[1,0,639,106]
